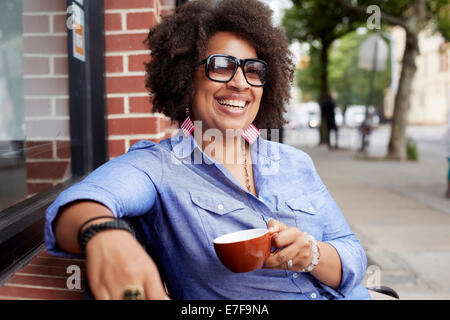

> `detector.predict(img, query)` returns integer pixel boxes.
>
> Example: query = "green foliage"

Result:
[283,0,364,48]
[295,30,392,110]
[295,48,321,102]
[406,137,419,161]
[328,31,392,110]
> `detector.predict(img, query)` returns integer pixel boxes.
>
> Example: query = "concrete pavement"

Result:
[284,128,450,300]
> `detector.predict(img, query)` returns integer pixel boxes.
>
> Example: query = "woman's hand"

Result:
[263,219,313,271]
[85,229,170,300]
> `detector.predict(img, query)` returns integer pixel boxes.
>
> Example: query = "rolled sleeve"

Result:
[323,237,368,298]
[44,149,160,257]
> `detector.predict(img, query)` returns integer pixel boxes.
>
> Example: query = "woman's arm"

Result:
[54,200,115,254]
[310,242,342,289]
[54,200,169,300]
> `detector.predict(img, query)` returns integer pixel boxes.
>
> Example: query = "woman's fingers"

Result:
[264,244,299,269]
[264,219,312,271]
[267,218,288,234]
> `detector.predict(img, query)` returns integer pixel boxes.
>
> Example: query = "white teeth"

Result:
[217,99,247,108]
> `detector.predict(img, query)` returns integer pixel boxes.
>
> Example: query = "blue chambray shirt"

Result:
[44,130,371,300]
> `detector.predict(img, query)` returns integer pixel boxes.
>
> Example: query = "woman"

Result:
[45,0,371,300]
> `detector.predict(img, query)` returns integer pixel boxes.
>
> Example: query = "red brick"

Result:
[130,137,163,145]
[27,183,54,195]
[107,97,125,114]
[106,56,124,73]
[26,161,70,180]
[54,98,69,116]
[106,75,147,94]
[161,0,175,6]
[129,96,153,113]
[108,117,160,135]
[0,285,83,300]
[19,265,85,278]
[24,98,52,117]
[126,12,157,30]
[25,141,53,159]
[109,140,126,157]
[105,0,155,10]
[105,13,122,31]
[23,35,67,54]
[24,78,68,96]
[161,9,175,17]
[7,274,84,290]
[23,15,50,33]
[24,57,50,75]
[53,57,68,75]
[105,33,147,52]
[56,140,71,158]
[29,256,85,269]
[52,14,67,33]
[23,0,67,13]
[129,54,150,72]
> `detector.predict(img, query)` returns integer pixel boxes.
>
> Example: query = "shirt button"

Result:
[311,293,317,299]
[308,207,315,212]
[217,204,224,210]
[292,273,298,279]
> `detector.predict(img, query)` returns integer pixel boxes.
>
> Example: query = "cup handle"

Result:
[269,233,281,254]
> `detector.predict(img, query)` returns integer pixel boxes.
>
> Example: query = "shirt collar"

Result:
[170,129,280,162]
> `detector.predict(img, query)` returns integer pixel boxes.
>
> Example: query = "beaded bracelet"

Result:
[301,232,320,272]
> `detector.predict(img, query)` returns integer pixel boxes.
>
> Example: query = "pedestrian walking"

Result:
[323,94,338,149]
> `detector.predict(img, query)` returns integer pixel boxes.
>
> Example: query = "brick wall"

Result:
[104,0,177,158]
[22,0,71,195]
[22,0,178,196]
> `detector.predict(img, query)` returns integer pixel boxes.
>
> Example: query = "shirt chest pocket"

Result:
[190,191,265,246]
[285,197,323,241]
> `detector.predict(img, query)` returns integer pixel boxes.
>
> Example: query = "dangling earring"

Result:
[180,107,194,138]
[242,123,260,144]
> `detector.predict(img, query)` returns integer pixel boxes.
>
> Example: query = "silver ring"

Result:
[287,259,293,269]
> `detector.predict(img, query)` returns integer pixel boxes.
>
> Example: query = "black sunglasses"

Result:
[199,54,268,87]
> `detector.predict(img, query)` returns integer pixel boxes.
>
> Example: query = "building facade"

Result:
[384,26,450,125]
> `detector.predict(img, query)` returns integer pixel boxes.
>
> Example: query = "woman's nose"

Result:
[227,67,250,90]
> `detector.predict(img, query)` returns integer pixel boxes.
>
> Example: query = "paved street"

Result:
[284,125,450,299]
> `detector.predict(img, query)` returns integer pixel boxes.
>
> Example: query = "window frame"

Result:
[0,0,107,281]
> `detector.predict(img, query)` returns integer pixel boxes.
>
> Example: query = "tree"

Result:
[296,30,392,119]
[283,0,364,145]
[338,0,450,161]
[328,30,392,117]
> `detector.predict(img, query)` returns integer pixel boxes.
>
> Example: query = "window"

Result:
[0,0,106,278]
[0,0,72,213]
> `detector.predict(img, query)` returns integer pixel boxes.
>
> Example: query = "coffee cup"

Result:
[213,228,271,273]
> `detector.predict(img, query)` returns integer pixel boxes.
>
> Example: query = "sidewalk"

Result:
[292,144,450,300]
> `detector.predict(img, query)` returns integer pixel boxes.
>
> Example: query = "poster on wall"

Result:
[70,2,85,62]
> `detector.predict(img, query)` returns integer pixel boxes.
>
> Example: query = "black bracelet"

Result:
[78,219,135,255]
[77,216,116,246]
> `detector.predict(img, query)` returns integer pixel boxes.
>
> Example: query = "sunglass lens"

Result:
[244,61,266,86]
[209,56,236,81]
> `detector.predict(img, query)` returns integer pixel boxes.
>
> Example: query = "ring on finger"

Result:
[122,285,146,300]
[286,259,293,269]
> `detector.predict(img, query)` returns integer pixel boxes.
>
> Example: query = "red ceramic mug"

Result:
[213,228,271,273]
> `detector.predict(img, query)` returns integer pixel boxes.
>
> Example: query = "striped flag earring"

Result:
[180,107,194,138]
[242,123,260,144]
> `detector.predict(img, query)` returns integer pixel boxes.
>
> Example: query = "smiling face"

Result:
[190,32,263,134]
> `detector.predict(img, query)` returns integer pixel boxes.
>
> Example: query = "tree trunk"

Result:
[387,0,425,161]
[319,40,330,145]
[388,33,418,160]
